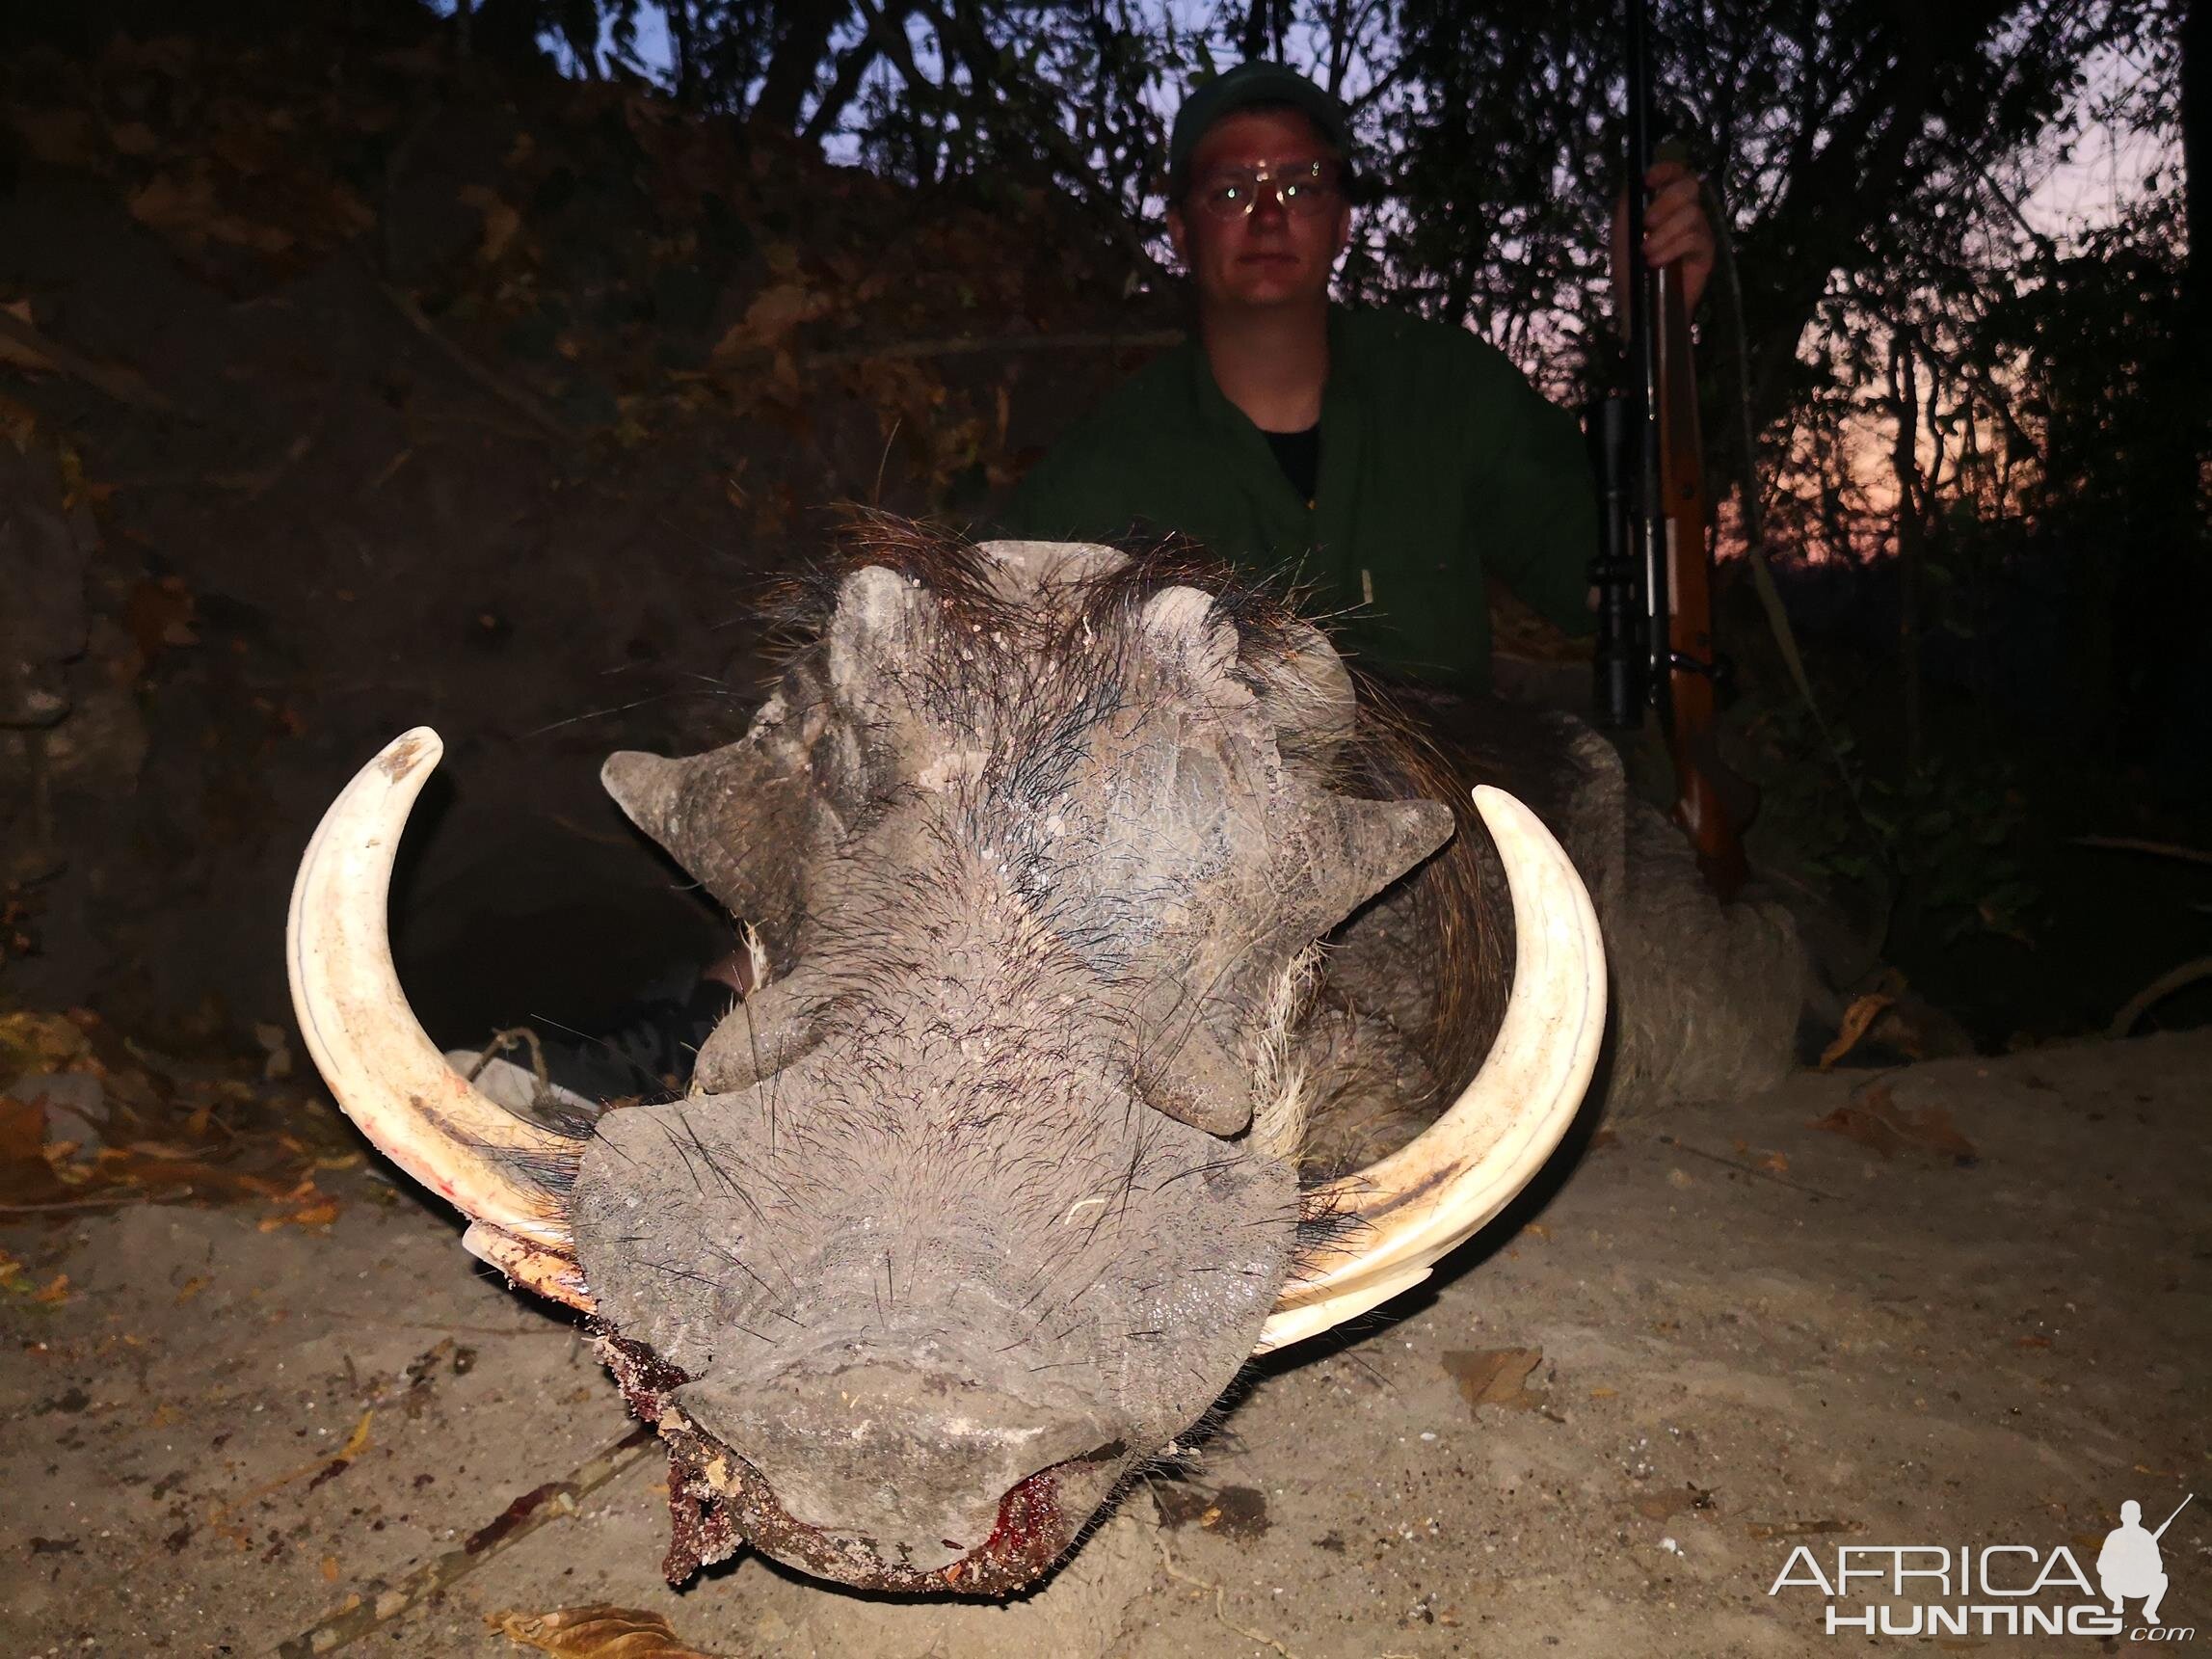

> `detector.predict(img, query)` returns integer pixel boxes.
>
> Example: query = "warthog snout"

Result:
[707,1345,1115,1570]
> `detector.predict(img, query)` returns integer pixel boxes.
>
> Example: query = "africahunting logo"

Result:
[1768,1493,2194,1641]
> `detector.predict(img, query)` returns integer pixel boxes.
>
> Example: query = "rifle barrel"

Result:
[2152,1493,2194,1539]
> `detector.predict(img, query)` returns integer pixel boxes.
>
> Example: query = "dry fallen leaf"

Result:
[710,281,835,363]
[1442,1347,1547,1414]
[0,388,39,449]
[333,1410,374,1461]
[1819,991,1897,1070]
[0,1097,77,1208]
[0,299,57,373]
[489,1604,729,1658]
[128,170,297,256]
[0,1010,92,1079]
[217,1409,376,1519]
[253,1022,294,1082]
[459,184,524,265]
[123,577,200,676]
[1809,1082,1978,1164]
[1634,1482,1715,1520]
[256,1172,340,1229]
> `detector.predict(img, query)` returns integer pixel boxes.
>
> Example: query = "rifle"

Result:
[1587,0,1754,899]
[2151,1494,2194,1541]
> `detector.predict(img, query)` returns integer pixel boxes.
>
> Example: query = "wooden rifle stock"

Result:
[1652,257,1752,897]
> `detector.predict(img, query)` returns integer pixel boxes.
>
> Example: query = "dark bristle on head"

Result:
[1066,530,1312,670]
[759,509,1018,652]
[766,512,1315,673]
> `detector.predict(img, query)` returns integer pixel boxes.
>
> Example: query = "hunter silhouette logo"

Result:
[2099,1496,2191,1627]
[1768,1492,2196,1640]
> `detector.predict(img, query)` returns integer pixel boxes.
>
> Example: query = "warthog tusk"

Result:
[286,728,595,1313]
[1255,786,1605,1353]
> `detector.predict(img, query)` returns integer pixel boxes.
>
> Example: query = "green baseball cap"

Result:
[1166,61,1354,197]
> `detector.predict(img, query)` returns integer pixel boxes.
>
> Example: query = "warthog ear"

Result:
[1291,794,1457,935]
[977,537,1131,594]
[601,659,853,966]
[1140,585,1242,687]
[1143,587,1358,766]
[825,564,932,707]
[602,566,956,957]
[602,737,812,956]
[1250,619,1358,764]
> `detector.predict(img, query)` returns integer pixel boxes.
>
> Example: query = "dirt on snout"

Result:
[3,1030,2206,1657]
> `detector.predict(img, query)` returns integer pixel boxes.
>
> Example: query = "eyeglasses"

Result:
[1187,160,1343,222]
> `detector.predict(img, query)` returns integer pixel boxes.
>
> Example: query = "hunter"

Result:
[997,60,1715,694]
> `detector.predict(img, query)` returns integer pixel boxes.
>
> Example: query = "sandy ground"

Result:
[4,1030,2207,1658]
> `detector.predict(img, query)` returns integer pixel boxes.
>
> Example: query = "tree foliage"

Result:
[35,0,2197,763]
[441,1,2176,430]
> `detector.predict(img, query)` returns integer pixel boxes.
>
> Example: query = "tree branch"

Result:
[800,0,917,146]
[755,0,855,133]
[919,0,1166,280]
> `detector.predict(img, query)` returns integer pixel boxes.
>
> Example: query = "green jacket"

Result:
[995,304,1599,692]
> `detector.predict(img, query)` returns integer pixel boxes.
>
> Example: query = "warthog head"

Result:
[286,535,1603,1593]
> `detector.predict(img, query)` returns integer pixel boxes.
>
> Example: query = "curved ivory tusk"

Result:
[286,728,595,1313]
[1255,786,1605,1354]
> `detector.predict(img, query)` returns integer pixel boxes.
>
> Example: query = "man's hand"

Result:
[1611,158,1716,315]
